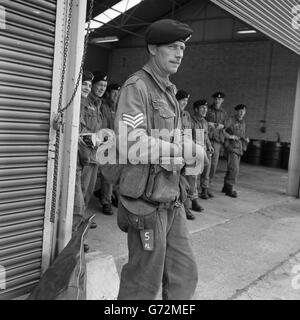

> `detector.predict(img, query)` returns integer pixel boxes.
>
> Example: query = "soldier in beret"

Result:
[206,91,229,185]
[73,71,97,252]
[94,83,121,214]
[176,90,204,220]
[191,99,215,200]
[222,104,249,197]
[80,71,109,213]
[115,19,202,300]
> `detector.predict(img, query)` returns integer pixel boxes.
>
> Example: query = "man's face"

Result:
[198,105,208,117]
[237,108,246,119]
[81,80,92,98]
[109,89,120,104]
[150,41,186,75]
[92,80,107,98]
[214,97,224,108]
[179,97,189,111]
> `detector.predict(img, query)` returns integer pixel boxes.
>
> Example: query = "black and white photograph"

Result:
[1,0,300,305]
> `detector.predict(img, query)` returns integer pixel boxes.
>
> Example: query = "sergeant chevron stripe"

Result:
[122,113,144,129]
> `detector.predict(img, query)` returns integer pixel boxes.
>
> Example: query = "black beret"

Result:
[82,70,93,82]
[212,91,225,99]
[235,104,247,111]
[145,19,193,45]
[176,89,189,101]
[107,83,121,92]
[92,71,108,85]
[193,99,208,109]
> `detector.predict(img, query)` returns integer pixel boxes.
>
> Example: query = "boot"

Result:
[207,189,214,198]
[102,203,113,215]
[200,188,209,200]
[184,202,195,220]
[191,198,204,212]
[225,185,238,198]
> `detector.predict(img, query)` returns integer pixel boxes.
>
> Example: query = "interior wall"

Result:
[84,44,110,74]
[105,0,299,142]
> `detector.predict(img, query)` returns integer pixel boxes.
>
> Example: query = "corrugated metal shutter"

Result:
[0,0,57,299]
[210,0,300,55]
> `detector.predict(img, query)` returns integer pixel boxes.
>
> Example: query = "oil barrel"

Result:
[281,142,290,170]
[261,141,282,168]
[243,139,263,165]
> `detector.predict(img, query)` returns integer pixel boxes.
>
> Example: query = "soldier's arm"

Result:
[223,116,235,139]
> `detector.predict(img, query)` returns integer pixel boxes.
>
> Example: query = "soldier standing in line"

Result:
[191,99,215,200]
[73,70,94,230]
[94,83,121,214]
[222,104,249,197]
[73,71,98,252]
[82,72,107,209]
[176,90,204,220]
[206,92,229,185]
[115,19,204,300]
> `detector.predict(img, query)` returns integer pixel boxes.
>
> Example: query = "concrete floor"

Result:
[86,160,300,300]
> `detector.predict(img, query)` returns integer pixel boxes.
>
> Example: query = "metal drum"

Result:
[261,141,283,168]
[243,139,263,165]
[281,142,290,170]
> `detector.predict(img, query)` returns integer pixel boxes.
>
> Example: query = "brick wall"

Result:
[108,40,298,143]
[84,44,110,74]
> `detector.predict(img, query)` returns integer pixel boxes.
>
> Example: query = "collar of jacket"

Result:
[142,62,176,95]
[234,114,245,123]
[210,104,225,112]
[88,90,103,107]
[81,96,92,108]
[192,113,205,122]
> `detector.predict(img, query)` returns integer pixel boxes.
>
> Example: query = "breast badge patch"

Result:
[122,113,144,129]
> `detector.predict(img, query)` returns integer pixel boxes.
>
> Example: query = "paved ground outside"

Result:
[86,160,300,300]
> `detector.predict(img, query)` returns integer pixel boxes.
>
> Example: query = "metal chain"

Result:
[50,0,94,223]
[60,0,95,113]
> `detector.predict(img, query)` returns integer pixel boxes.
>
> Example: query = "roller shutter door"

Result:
[210,0,300,55]
[0,0,57,299]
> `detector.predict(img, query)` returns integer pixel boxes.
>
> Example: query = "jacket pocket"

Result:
[151,94,176,132]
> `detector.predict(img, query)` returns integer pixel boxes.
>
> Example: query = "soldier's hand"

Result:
[209,146,214,154]
[217,124,224,130]
[95,128,115,147]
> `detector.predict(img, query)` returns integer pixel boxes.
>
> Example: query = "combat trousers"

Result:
[117,202,198,300]
[200,152,211,189]
[81,162,99,206]
[187,152,211,199]
[209,141,222,181]
[73,166,85,230]
[100,172,113,205]
[224,152,240,187]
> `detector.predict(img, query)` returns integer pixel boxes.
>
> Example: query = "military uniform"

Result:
[191,113,212,192]
[73,70,95,227]
[206,101,228,181]
[223,111,248,194]
[81,92,103,205]
[115,19,198,300]
[181,110,199,200]
[98,98,115,210]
